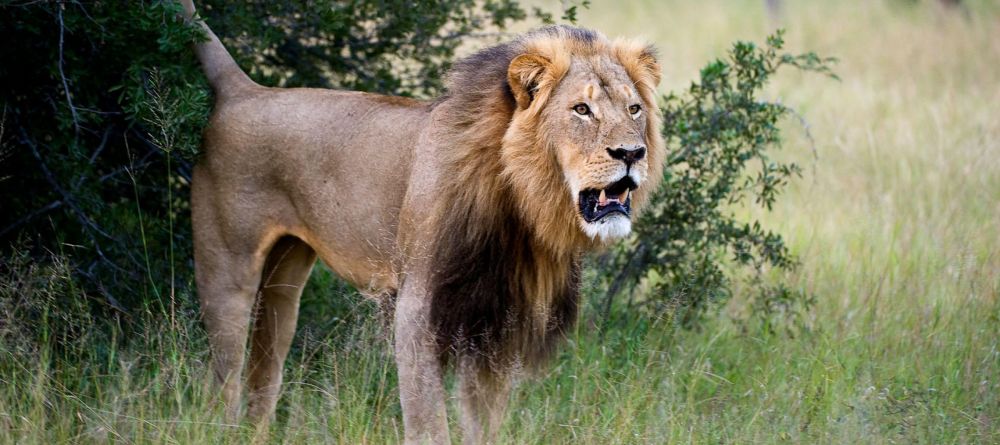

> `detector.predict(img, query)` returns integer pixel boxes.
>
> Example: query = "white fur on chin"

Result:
[581,214,632,241]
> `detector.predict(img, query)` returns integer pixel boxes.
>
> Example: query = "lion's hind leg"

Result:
[192,167,284,423]
[193,217,267,422]
[245,236,317,424]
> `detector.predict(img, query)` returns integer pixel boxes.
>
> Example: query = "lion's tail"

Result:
[179,0,256,98]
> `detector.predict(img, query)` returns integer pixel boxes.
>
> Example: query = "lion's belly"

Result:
[293,184,405,294]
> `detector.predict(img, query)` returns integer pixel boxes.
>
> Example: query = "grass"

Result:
[1,0,998,443]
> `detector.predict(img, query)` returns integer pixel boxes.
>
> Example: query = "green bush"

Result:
[598,31,835,330]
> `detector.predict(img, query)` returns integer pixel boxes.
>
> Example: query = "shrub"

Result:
[598,31,835,330]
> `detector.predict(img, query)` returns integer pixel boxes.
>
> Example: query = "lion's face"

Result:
[542,57,653,241]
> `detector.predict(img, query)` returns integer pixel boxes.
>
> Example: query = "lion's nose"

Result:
[606,146,646,167]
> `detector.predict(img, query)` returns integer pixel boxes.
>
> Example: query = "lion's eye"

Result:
[628,104,642,115]
[573,104,591,116]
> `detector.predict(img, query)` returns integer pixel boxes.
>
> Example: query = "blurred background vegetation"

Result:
[0,0,997,443]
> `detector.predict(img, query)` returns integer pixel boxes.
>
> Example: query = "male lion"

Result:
[180,1,663,443]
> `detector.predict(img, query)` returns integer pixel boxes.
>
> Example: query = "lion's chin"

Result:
[580,213,632,241]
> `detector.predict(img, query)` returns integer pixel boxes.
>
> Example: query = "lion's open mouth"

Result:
[578,177,637,223]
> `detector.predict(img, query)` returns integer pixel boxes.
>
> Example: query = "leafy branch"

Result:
[600,30,837,330]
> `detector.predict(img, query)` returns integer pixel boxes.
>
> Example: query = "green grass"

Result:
[2,1,998,443]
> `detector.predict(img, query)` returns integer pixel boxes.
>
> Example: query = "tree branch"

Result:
[0,200,63,239]
[19,127,125,276]
[57,2,81,137]
[600,242,647,325]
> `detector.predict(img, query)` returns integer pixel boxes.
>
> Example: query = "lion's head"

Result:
[496,26,665,251]
[429,26,664,365]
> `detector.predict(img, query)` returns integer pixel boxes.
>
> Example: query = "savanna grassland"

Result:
[1,1,998,444]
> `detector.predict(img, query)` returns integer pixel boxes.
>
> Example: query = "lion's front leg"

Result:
[395,282,450,445]
[457,357,513,445]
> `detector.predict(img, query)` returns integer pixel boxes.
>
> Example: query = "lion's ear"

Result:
[508,54,551,110]
[636,46,662,87]
[619,44,662,89]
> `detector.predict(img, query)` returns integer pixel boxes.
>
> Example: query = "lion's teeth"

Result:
[598,189,607,206]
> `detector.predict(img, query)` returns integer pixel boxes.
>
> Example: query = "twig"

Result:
[0,106,9,184]
[0,105,7,143]
[600,242,647,327]
[0,200,63,238]
[56,2,81,137]
[86,125,112,163]
[66,0,104,35]
[786,106,820,185]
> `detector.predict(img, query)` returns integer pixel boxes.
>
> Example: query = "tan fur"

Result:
[181,2,663,443]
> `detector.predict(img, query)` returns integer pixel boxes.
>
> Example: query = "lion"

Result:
[180,1,663,443]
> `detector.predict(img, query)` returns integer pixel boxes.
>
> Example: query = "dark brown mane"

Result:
[428,201,580,368]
